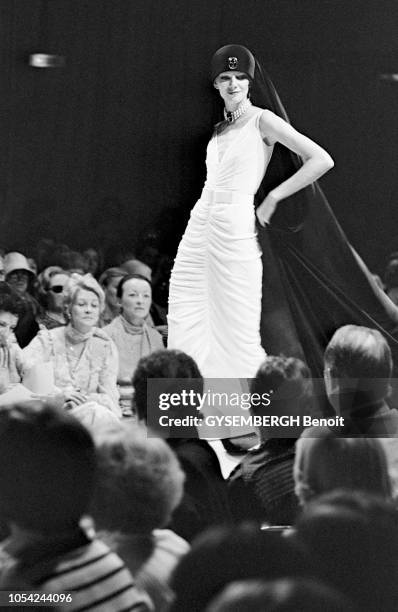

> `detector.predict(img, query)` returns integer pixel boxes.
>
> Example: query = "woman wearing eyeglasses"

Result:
[37,266,70,330]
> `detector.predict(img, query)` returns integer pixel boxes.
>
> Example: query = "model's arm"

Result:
[256,109,334,226]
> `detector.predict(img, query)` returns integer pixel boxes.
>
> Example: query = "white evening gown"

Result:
[168,110,273,378]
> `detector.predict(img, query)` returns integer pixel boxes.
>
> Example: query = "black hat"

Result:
[211,44,255,82]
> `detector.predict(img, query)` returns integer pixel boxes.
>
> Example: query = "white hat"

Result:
[4,252,35,278]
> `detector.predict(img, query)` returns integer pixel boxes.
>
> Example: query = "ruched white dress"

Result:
[168,109,273,378]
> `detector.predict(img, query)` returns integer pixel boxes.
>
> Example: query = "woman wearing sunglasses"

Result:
[37,266,70,330]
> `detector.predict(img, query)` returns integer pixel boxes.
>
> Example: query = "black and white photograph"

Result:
[0,1,398,610]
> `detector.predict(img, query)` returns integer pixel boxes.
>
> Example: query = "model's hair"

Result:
[116,273,152,300]
[133,349,203,422]
[324,324,392,401]
[91,421,184,534]
[294,434,392,505]
[250,355,312,416]
[0,401,96,532]
[63,273,105,313]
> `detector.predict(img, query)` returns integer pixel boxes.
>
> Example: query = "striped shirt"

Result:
[0,534,153,611]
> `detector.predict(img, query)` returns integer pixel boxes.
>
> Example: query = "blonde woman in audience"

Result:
[23,274,121,421]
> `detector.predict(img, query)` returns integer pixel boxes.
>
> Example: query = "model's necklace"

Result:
[224,98,252,124]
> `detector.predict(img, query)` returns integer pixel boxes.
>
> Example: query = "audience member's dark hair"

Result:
[133,349,203,423]
[250,355,312,437]
[251,355,311,399]
[206,578,355,612]
[0,402,96,533]
[324,325,392,403]
[133,349,229,540]
[170,524,311,612]
[294,489,398,611]
[0,290,23,317]
[116,273,152,299]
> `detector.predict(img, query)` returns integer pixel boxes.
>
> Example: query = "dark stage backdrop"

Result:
[0,0,397,272]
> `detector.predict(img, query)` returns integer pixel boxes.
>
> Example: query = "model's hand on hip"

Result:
[256,193,279,226]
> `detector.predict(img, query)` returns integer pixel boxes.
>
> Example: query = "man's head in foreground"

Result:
[0,401,96,534]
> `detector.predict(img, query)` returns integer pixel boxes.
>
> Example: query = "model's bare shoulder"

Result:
[258,108,283,145]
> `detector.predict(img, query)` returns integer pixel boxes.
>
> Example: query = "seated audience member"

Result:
[91,421,188,612]
[23,274,121,422]
[0,402,152,610]
[170,524,311,612]
[294,434,392,506]
[4,252,39,347]
[121,258,152,281]
[120,260,167,334]
[294,490,398,611]
[104,274,163,416]
[0,291,24,391]
[133,349,231,541]
[98,267,126,326]
[206,578,355,612]
[83,247,102,278]
[228,356,312,526]
[36,266,70,329]
[322,324,398,493]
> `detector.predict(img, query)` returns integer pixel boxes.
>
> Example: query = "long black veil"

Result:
[248,57,398,404]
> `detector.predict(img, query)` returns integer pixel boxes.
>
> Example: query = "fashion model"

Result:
[168,45,334,378]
